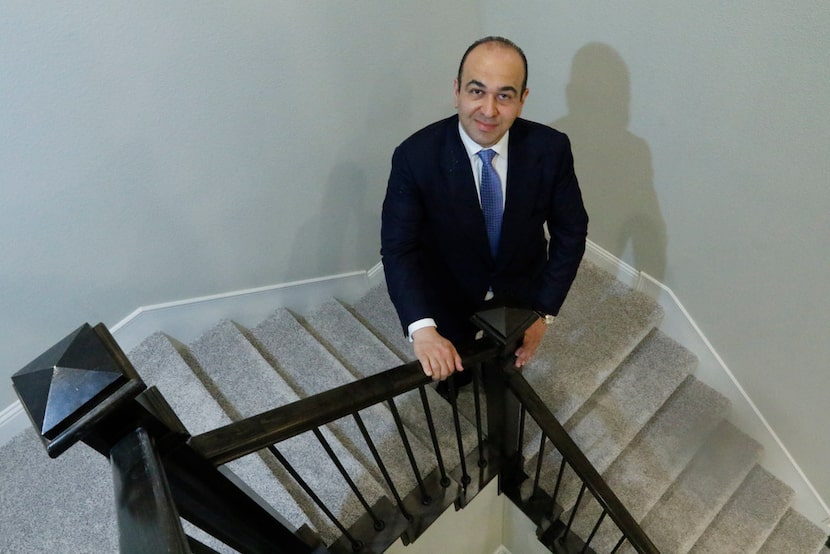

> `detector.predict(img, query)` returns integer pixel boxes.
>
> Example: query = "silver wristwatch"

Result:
[536,312,555,325]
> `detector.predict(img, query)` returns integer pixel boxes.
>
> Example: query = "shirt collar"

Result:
[457,122,509,161]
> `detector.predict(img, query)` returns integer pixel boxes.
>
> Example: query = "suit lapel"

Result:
[499,121,538,265]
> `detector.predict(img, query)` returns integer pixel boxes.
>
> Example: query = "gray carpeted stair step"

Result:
[519,329,694,508]
[0,428,117,553]
[566,330,696,470]
[689,465,794,553]
[623,420,763,553]
[564,375,730,552]
[519,329,698,531]
[757,508,828,554]
[521,260,665,429]
[524,329,696,472]
[128,332,320,549]
[301,299,479,470]
[350,282,414,363]
[248,308,437,497]
[187,319,386,544]
[347,280,487,425]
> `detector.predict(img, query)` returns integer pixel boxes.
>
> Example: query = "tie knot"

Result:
[477,149,496,164]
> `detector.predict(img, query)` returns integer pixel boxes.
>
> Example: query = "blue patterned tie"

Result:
[477,149,503,257]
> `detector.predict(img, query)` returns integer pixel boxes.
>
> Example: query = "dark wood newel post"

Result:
[471,307,539,489]
[12,323,323,554]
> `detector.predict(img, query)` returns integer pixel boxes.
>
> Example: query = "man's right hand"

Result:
[412,326,464,381]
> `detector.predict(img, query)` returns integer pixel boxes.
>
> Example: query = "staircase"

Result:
[1,259,827,553]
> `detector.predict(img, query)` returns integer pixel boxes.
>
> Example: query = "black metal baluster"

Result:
[516,405,527,455]
[565,483,588,538]
[447,377,471,487]
[471,365,487,468]
[352,413,412,520]
[581,509,607,553]
[386,398,431,505]
[267,444,363,552]
[312,428,385,532]
[547,457,568,517]
[531,432,547,498]
[417,386,450,487]
[610,534,627,553]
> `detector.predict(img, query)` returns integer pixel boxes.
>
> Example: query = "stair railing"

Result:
[501,370,658,553]
[188,336,502,552]
[12,306,658,554]
[12,323,322,554]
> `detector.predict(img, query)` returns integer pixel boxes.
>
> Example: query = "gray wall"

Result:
[481,2,830,504]
[0,2,479,407]
[4,0,829,510]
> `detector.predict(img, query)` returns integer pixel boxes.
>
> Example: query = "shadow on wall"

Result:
[553,43,667,281]
[288,161,379,280]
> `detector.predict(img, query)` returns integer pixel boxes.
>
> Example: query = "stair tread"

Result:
[250,308,438,495]
[689,465,794,553]
[351,282,414,363]
[565,376,730,552]
[527,329,695,473]
[130,332,235,434]
[757,508,827,554]
[603,376,729,508]
[627,420,763,553]
[304,299,407,372]
[302,299,479,470]
[128,332,317,543]
[521,260,664,426]
[519,329,695,517]
[188,320,386,543]
[0,427,117,553]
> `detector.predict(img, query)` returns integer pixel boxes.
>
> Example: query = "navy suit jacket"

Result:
[381,115,588,341]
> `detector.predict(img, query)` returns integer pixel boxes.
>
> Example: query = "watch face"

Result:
[543,315,555,325]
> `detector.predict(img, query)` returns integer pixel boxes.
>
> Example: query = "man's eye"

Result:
[469,89,484,96]
[498,94,515,102]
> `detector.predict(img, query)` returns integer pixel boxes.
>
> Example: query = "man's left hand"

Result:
[514,317,547,368]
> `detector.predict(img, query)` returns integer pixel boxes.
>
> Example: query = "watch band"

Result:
[535,311,555,325]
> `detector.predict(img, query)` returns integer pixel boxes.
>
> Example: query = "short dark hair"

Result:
[457,36,528,94]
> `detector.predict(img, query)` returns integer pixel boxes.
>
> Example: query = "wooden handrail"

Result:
[189,339,501,466]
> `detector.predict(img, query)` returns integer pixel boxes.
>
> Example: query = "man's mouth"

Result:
[476,120,498,132]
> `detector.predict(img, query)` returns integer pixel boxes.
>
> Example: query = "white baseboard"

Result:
[110,269,371,355]
[0,401,27,448]
[584,241,830,530]
[367,260,385,288]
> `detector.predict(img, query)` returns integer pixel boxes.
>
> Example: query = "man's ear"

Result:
[453,78,460,108]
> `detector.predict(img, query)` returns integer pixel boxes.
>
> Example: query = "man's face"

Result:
[454,43,529,148]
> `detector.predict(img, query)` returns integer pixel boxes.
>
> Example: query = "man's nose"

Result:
[482,94,498,117]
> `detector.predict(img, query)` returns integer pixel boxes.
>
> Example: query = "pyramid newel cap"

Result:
[470,307,539,351]
[11,323,145,457]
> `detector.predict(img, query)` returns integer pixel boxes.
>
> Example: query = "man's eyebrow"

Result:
[464,79,518,94]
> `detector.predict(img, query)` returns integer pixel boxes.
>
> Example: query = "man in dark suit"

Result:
[381,37,588,384]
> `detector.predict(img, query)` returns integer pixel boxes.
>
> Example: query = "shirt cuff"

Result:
[407,318,437,342]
